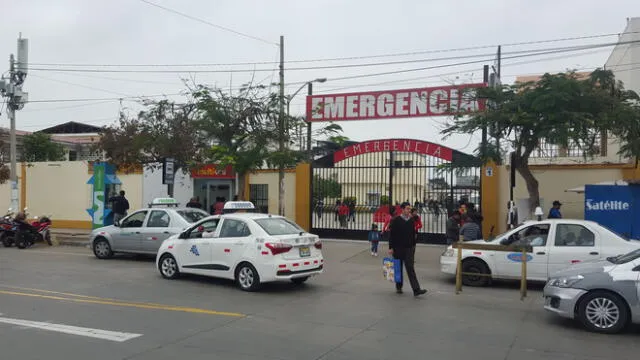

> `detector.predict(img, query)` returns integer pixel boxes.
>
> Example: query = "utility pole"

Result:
[481,65,489,160]
[0,35,28,212]
[306,82,313,162]
[278,35,286,216]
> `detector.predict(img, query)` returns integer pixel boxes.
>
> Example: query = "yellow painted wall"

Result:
[247,170,297,221]
[12,161,145,229]
[496,164,624,234]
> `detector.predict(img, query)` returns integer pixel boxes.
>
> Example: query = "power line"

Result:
[29,73,135,98]
[28,31,640,68]
[137,0,277,46]
[25,92,186,104]
[27,40,639,75]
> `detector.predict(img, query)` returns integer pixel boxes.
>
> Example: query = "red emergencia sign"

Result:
[305,83,486,122]
[334,139,454,163]
[190,164,235,179]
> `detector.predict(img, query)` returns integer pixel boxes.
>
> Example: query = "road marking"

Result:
[0,284,168,305]
[0,315,142,342]
[0,290,245,318]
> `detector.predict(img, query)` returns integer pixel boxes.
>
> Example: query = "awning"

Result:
[565,180,629,193]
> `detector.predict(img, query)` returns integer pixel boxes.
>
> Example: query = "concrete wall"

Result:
[247,170,297,220]
[142,165,193,208]
[0,161,146,229]
[496,164,624,234]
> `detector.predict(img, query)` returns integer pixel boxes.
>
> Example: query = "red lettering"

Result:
[333,139,454,163]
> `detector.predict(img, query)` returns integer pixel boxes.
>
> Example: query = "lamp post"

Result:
[286,78,326,160]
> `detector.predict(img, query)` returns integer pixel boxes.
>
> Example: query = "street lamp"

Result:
[286,78,326,160]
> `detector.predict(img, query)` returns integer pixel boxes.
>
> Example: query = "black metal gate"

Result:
[311,138,481,244]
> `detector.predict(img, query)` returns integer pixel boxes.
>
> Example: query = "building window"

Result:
[68,151,77,161]
[250,184,269,213]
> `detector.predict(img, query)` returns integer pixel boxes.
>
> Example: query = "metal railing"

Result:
[453,241,532,300]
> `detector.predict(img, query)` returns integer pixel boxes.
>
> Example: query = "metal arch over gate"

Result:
[311,138,481,244]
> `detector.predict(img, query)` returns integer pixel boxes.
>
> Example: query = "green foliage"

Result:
[442,69,640,209]
[22,132,66,162]
[312,175,341,200]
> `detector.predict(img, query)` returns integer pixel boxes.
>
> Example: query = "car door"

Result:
[174,218,220,276]
[111,210,148,252]
[213,218,252,275]
[139,210,175,253]
[547,223,601,276]
[494,223,550,280]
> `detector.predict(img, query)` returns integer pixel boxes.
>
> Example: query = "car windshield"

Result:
[254,217,303,236]
[607,248,640,264]
[177,210,209,223]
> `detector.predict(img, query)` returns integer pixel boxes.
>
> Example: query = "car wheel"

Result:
[235,262,261,292]
[577,290,630,334]
[291,276,309,285]
[158,254,180,280]
[1,234,13,247]
[461,258,490,287]
[93,238,113,259]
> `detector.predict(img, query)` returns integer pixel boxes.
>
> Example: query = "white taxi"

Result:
[440,219,640,286]
[155,211,323,291]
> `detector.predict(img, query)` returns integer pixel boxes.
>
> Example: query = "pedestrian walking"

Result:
[387,202,427,296]
[368,223,381,256]
[109,190,130,224]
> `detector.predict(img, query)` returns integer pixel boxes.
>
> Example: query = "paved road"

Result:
[0,242,638,360]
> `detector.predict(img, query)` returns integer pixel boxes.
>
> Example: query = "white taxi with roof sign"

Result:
[91,198,209,259]
[155,212,323,291]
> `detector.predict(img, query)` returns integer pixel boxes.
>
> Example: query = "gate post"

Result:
[295,163,311,231]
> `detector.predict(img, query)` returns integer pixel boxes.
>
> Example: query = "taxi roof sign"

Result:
[223,201,256,210]
[149,197,179,207]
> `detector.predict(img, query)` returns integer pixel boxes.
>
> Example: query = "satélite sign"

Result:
[585,199,630,211]
[306,83,486,122]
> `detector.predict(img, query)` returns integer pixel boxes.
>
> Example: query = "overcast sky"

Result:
[1,0,639,153]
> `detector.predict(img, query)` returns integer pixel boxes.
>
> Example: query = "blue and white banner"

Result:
[584,185,638,239]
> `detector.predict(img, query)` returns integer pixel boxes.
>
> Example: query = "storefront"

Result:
[190,164,237,213]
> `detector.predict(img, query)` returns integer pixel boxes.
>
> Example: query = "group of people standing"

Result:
[445,202,483,244]
[186,196,227,215]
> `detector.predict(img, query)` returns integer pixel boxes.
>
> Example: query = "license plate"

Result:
[299,246,310,257]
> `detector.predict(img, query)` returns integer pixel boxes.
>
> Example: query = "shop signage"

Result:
[306,83,486,122]
[585,199,630,211]
[191,164,235,179]
[334,139,453,163]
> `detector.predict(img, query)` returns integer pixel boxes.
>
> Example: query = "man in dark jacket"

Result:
[388,202,427,296]
[446,211,461,244]
[109,190,130,223]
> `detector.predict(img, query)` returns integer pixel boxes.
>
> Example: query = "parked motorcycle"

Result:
[15,214,53,249]
[1,208,18,248]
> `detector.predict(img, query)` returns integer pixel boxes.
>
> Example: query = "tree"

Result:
[442,69,640,212]
[98,99,206,175]
[312,174,341,200]
[22,132,66,162]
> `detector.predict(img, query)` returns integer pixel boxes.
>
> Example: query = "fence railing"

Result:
[452,241,532,300]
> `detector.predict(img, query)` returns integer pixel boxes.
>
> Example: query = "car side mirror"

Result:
[633,265,640,272]
[178,232,188,239]
[114,220,120,227]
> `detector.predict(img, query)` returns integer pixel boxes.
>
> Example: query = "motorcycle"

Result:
[16,214,53,249]
[1,208,18,248]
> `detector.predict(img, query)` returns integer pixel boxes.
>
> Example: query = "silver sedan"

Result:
[91,207,209,259]
[543,248,640,334]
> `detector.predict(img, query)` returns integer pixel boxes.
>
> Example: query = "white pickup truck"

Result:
[440,219,640,286]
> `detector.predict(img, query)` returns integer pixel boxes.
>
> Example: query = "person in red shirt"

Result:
[411,208,423,239]
[338,202,349,228]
